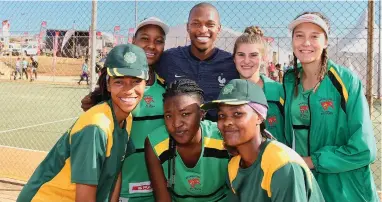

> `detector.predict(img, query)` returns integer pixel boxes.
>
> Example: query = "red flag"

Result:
[128,28,135,33]
[113,26,121,46]
[2,20,9,28]
[53,31,59,56]
[37,21,47,55]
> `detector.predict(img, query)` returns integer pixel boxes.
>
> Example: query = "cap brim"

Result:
[201,99,250,110]
[135,20,169,36]
[288,19,328,35]
[107,67,149,80]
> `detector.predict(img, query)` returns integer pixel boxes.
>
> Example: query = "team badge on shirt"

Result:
[320,100,334,111]
[267,116,277,126]
[299,103,310,120]
[143,95,154,108]
[186,175,201,190]
[320,99,334,115]
[218,74,226,87]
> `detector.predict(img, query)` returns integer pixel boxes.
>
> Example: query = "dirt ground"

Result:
[0,180,23,202]
[0,180,380,202]
[0,55,84,76]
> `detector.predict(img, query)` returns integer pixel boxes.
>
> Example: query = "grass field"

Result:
[0,81,88,151]
[0,80,380,190]
[0,81,89,181]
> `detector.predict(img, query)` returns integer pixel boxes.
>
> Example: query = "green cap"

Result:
[105,44,149,80]
[201,79,268,110]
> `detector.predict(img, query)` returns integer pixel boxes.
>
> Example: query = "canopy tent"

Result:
[329,10,381,96]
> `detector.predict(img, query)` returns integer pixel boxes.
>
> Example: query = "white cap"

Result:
[288,14,329,37]
[134,17,169,36]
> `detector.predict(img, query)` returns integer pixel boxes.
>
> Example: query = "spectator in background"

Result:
[22,58,28,80]
[284,11,378,202]
[267,62,277,81]
[78,58,89,85]
[276,63,283,82]
[29,56,38,82]
[156,2,239,121]
[283,62,288,71]
[15,57,22,80]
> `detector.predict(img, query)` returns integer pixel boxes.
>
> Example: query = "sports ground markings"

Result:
[0,117,77,135]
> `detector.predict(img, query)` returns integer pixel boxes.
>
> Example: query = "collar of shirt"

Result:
[188,46,219,62]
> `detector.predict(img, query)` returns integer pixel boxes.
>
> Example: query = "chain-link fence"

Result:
[0,0,380,192]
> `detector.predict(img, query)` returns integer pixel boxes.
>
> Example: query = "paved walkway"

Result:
[0,179,24,202]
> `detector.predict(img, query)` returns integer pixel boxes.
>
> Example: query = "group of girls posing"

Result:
[18,11,378,202]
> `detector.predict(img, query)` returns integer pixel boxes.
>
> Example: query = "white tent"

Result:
[165,24,292,66]
[329,10,381,96]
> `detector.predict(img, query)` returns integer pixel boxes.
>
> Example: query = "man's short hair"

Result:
[188,2,220,24]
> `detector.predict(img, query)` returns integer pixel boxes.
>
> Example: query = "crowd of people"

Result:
[17,2,379,202]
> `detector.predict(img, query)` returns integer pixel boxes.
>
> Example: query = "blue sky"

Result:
[0,1,377,38]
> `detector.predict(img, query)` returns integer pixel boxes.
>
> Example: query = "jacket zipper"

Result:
[307,93,312,156]
[282,74,290,147]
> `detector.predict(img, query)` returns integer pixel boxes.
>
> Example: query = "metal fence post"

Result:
[367,0,375,114]
[90,0,97,92]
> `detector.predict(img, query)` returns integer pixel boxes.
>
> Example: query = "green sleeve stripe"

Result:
[270,163,309,201]
[70,126,107,185]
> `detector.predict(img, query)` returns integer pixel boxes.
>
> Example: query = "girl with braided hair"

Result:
[284,12,379,201]
[144,79,232,202]
[232,25,285,144]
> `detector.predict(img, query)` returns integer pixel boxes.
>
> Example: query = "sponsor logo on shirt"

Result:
[267,116,277,126]
[129,181,152,194]
[143,95,154,108]
[320,99,334,115]
[218,74,226,87]
[186,175,201,190]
